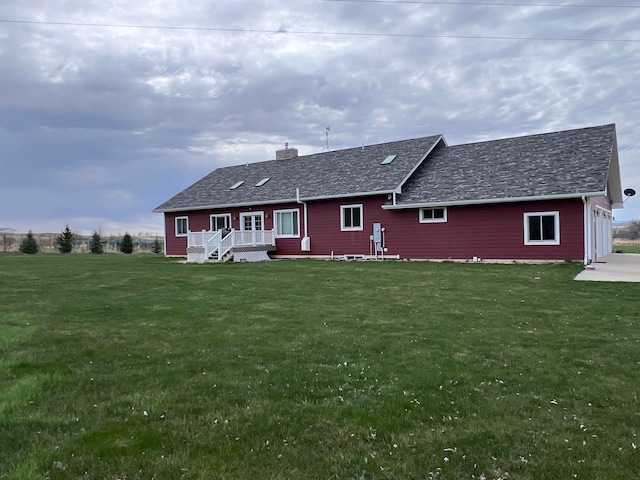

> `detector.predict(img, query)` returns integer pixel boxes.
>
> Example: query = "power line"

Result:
[321,0,640,8]
[1,19,638,43]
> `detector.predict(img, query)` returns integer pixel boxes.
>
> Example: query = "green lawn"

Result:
[614,244,640,254]
[1,254,639,479]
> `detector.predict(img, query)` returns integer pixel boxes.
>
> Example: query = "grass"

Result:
[614,244,640,254]
[1,254,639,479]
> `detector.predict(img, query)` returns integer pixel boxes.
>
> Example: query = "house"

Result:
[153,124,623,263]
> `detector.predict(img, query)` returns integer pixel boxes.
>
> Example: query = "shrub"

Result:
[120,233,134,254]
[19,231,40,254]
[56,225,74,253]
[90,231,104,254]
[152,238,163,254]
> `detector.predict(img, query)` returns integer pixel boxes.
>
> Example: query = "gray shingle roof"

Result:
[154,124,618,213]
[154,135,442,212]
[396,124,616,206]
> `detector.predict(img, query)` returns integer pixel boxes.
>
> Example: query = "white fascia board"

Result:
[297,190,395,202]
[393,135,444,196]
[153,198,298,213]
[382,191,607,210]
[607,131,624,207]
[154,189,396,213]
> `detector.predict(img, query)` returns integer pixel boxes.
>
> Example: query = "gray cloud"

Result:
[1,0,639,234]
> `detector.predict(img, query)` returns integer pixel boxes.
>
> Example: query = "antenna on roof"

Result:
[323,126,330,152]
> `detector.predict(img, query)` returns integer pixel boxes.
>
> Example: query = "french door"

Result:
[239,212,264,244]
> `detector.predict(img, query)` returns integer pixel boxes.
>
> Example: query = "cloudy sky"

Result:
[1,0,639,236]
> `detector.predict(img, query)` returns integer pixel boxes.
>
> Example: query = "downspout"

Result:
[582,196,589,265]
[297,188,310,251]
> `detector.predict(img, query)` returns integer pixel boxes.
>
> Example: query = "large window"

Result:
[341,204,363,231]
[419,207,447,223]
[524,211,559,245]
[210,214,231,232]
[175,216,189,237]
[274,209,300,238]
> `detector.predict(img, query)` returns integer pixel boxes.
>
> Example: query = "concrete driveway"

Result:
[574,253,640,282]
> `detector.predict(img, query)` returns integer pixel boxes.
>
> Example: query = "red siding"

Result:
[163,196,585,261]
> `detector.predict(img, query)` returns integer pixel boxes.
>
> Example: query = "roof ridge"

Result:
[448,123,615,148]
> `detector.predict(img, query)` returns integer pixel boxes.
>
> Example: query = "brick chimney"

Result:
[276,142,298,160]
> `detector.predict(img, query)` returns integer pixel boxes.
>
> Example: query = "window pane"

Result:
[281,212,293,235]
[212,216,227,230]
[541,215,555,240]
[422,209,433,220]
[292,211,299,235]
[528,216,541,241]
[344,208,352,228]
[434,208,445,219]
[352,207,361,227]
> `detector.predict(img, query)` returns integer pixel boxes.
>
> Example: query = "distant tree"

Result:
[628,220,640,240]
[2,234,16,252]
[120,233,134,254]
[56,225,74,253]
[90,231,104,254]
[152,237,163,254]
[19,231,40,254]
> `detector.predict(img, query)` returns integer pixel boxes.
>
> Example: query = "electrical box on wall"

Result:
[373,223,382,243]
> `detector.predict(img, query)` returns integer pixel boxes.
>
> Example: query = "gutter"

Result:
[155,189,398,213]
[382,191,607,210]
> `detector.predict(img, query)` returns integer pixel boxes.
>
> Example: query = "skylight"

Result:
[229,180,245,190]
[254,177,271,187]
[381,155,397,165]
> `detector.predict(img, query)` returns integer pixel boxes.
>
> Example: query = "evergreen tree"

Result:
[56,225,74,253]
[152,237,163,254]
[90,231,104,254]
[19,231,40,254]
[120,233,134,254]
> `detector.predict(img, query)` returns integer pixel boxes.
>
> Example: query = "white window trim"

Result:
[274,208,300,238]
[341,204,363,231]
[524,211,560,245]
[210,214,231,231]
[419,207,448,223]
[175,216,189,237]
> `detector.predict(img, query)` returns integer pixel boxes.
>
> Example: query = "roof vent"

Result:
[276,142,299,160]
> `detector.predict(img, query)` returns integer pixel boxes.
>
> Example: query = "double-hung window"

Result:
[524,211,560,245]
[341,204,363,231]
[419,207,447,223]
[175,216,189,237]
[274,209,300,238]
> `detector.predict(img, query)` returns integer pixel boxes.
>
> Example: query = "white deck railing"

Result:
[188,229,275,262]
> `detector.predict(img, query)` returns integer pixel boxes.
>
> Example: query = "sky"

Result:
[1,0,639,236]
